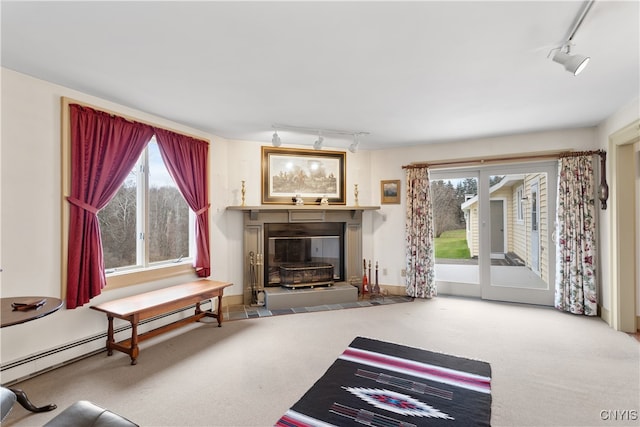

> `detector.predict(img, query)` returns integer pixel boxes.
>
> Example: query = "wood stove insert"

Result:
[265,222,344,288]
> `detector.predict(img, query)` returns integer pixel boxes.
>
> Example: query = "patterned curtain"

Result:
[555,155,597,315]
[405,166,436,298]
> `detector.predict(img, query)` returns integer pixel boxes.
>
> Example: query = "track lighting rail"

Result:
[272,123,369,138]
[271,123,369,152]
[565,0,595,43]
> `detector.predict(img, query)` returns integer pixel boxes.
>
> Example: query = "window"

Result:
[516,186,524,222]
[62,98,210,303]
[99,138,193,273]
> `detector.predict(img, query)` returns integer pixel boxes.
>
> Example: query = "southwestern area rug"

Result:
[276,337,492,427]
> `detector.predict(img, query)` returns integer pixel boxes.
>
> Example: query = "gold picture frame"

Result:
[261,146,346,205]
[381,179,401,204]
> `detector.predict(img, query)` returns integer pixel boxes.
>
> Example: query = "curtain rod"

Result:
[402,149,605,169]
[558,149,605,158]
[62,97,210,144]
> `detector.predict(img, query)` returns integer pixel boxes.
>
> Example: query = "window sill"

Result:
[105,262,196,290]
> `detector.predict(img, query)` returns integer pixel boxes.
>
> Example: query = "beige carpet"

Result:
[3,296,639,426]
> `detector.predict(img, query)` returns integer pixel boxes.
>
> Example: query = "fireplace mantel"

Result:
[227,205,380,210]
[227,205,380,220]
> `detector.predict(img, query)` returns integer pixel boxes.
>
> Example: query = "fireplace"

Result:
[228,205,377,306]
[265,223,344,287]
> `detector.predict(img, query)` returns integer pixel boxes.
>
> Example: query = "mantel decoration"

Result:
[381,179,401,204]
[261,146,346,205]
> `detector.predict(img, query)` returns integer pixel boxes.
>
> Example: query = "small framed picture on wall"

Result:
[381,179,401,204]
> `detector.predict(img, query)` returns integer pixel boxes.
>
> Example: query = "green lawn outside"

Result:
[435,229,471,259]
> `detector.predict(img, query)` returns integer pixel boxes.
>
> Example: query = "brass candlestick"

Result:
[241,180,246,206]
[354,184,359,206]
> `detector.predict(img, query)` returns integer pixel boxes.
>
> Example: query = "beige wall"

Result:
[596,98,640,318]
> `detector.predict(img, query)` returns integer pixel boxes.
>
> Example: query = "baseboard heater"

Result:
[0,301,211,386]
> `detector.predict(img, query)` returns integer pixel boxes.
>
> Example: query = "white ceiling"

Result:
[1,1,638,151]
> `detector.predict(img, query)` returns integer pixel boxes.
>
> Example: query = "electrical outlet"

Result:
[401,269,406,277]
[383,268,388,275]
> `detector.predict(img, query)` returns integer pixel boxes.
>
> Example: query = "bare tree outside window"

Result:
[431,180,463,237]
[148,186,189,263]
[99,171,138,269]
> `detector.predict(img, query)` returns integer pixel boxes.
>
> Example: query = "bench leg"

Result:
[198,298,224,327]
[216,295,223,327]
[130,318,139,365]
[106,316,114,356]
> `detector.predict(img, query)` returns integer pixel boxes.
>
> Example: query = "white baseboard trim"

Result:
[600,304,611,326]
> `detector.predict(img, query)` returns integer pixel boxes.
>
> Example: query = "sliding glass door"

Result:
[480,163,556,305]
[431,161,557,306]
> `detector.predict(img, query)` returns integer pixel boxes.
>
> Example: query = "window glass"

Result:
[432,178,474,260]
[147,141,190,264]
[99,166,138,270]
[516,186,524,221]
[98,137,191,272]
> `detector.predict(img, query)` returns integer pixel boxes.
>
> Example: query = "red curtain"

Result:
[154,128,211,277]
[66,104,154,308]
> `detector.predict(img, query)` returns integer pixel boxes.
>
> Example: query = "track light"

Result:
[348,135,359,153]
[272,130,282,147]
[552,50,590,76]
[313,135,324,150]
[550,0,593,76]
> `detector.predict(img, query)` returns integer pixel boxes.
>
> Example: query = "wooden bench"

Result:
[91,279,232,365]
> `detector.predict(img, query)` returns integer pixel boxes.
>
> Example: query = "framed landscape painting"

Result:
[262,146,346,205]
[381,179,401,204]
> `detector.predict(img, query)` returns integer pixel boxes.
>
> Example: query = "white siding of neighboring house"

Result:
[466,206,479,257]
[464,183,515,258]
[489,185,513,255]
[463,174,548,284]
[523,173,549,283]
[512,183,527,262]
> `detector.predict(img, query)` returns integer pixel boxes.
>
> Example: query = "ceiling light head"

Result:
[272,130,282,147]
[552,50,590,76]
[313,135,324,150]
[348,134,360,153]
